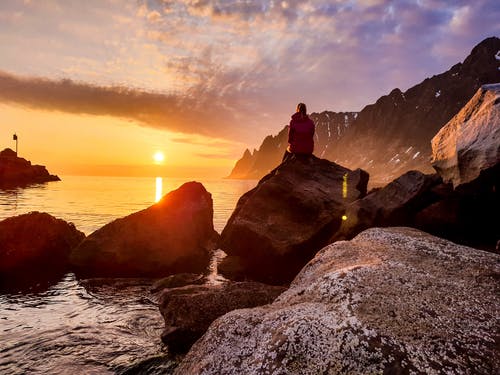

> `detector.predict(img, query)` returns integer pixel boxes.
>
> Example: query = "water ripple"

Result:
[0,274,165,374]
[0,177,257,373]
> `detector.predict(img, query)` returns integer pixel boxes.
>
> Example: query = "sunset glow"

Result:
[153,151,165,164]
[0,1,497,178]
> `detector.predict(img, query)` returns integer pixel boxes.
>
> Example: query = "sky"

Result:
[0,0,499,177]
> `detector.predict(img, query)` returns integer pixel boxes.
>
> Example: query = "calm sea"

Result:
[0,176,257,374]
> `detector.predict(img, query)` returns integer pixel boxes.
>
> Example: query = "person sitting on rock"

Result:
[283,102,315,162]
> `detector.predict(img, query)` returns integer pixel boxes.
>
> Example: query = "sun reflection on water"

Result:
[155,177,163,202]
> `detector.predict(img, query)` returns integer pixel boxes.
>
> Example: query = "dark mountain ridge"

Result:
[229,36,500,185]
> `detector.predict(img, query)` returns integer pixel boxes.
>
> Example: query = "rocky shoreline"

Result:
[1,84,499,373]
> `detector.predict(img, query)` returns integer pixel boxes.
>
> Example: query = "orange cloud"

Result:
[0,69,251,141]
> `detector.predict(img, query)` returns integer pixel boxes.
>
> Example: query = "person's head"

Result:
[296,103,307,116]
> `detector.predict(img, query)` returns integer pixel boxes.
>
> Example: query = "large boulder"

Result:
[333,170,442,241]
[0,212,85,287]
[420,83,500,251]
[159,281,286,353]
[176,227,500,374]
[431,83,500,188]
[70,182,218,277]
[219,155,368,284]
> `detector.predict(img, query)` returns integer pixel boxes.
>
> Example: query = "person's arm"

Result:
[288,122,295,144]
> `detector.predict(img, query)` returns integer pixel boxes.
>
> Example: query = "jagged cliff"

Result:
[229,37,500,185]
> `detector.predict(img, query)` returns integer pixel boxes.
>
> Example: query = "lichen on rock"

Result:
[176,227,499,374]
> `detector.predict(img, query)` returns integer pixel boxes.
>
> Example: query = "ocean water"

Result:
[0,175,257,234]
[0,176,257,374]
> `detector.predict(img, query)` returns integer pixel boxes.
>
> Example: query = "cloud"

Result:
[137,0,499,117]
[170,136,234,147]
[147,10,162,23]
[0,70,253,141]
[194,152,232,159]
[0,0,498,149]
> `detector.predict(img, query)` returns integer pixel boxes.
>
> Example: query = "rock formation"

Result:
[332,83,500,251]
[0,148,60,188]
[431,83,500,187]
[70,181,219,277]
[176,227,500,374]
[229,37,500,186]
[227,111,358,179]
[159,281,286,353]
[0,212,85,288]
[414,83,500,251]
[413,171,499,252]
[220,155,368,284]
[333,170,442,241]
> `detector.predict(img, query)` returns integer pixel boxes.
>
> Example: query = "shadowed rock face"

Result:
[220,155,368,285]
[0,212,85,288]
[418,83,500,251]
[334,170,442,241]
[415,163,500,251]
[0,148,60,188]
[431,83,500,188]
[159,281,286,353]
[70,181,218,278]
[176,228,500,375]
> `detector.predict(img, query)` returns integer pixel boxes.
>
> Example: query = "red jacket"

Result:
[288,112,315,154]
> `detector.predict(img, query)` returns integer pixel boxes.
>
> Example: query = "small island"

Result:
[0,148,60,188]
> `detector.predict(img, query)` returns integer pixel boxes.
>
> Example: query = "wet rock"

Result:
[70,182,218,278]
[0,212,85,287]
[159,281,286,353]
[176,227,500,374]
[333,170,442,241]
[220,155,368,285]
[431,83,500,188]
[151,273,206,293]
[0,148,60,188]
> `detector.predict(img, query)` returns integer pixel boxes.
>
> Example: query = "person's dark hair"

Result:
[296,103,307,117]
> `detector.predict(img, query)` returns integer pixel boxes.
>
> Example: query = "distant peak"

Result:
[389,88,402,96]
[475,36,500,48]
[466,36,500,62]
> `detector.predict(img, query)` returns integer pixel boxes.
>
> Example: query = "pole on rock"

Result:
[13,133,18,156]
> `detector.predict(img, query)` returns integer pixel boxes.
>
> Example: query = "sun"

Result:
[153,151,165,164]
